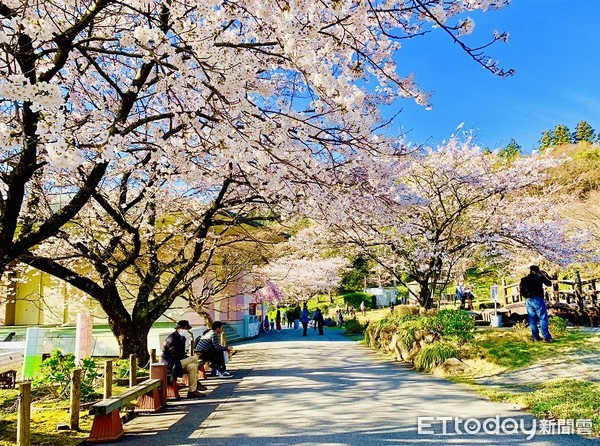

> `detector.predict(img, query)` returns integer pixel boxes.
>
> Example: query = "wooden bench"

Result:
[166,359,207,400]
[88,378,163,444]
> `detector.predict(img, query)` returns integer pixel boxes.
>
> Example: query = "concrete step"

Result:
[222,323,244,345]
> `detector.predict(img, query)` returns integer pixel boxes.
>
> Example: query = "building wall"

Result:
[3,264,252,335]
[11,268,104,326]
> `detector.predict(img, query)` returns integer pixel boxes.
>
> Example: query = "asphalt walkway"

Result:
[105,326,597,446]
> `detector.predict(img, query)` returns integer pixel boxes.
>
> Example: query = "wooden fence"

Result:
[15,354,142,445]
[501,272,600,309]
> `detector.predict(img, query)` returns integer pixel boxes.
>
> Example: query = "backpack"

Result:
[520,278,533,298]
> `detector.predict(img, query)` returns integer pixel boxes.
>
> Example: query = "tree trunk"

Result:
[419,284,433,310]
[198,310,214,329]
[111,320,152,367]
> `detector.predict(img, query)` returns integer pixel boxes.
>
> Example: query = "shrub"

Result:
[395,324,418,351]
[115,359,130,379]
[512,316,567,339]
[342,292,374,309]
[344,318,366,334]
[413,342,459,372]
[33,349,99,401]
[549,316,568,336]
[397,305,420,316]
[512,320,531,340]
[434,309,475,344]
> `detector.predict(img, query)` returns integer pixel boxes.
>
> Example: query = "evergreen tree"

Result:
[539,130,554,150]
[572,120,596,143]
[553,124,572,146]
[340,256,370,292]
[499,138,521,160]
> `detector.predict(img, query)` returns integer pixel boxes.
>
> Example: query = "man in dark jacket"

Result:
[314,307,325,335]
[519,266,553,342]
[194,321,233,378]
[161,320,207,398]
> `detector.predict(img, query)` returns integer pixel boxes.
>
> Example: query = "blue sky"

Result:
[387,0,600,152]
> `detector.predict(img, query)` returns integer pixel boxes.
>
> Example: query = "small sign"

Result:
[490,285,499,302]
[248,303,256,315]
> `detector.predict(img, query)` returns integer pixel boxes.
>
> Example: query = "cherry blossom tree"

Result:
[185,228,284,326]
[1,0,513,281]
[324,135,587,308]
[254,228,351,302]
[253,281,284,305]
[19,152,291,364]
[255,243,350,303]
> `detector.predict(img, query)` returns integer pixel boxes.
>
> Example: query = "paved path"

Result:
[106,327,597,446]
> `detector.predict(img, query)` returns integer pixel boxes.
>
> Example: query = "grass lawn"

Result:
[0,383,131,446]
[471,327,597,370]
[466,379,600,436]
[453,329,600,436]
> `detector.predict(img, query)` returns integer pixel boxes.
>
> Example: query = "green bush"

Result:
[342,292,374,309]
[33,349,99,401]
[549,316,568,336]
[397,305,420,316]
[115,359,130,379]
[395,323,418,350]
[434,309,475,344]
[512,320,530,339]
[512,317,567,339]
[344,318,366,334]
[413,342,459,372]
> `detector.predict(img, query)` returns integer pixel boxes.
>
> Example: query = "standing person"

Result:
[293,305,301,331]
[194,321,234,378]
[390,302,395,313]
[344,303,349,316]
[263,314,270,332]
[315,307,325,335]
[463,286,474,311]
[336,309,344,327]
[520,265,553,342]
[276,309,282,331]
[300,304,310,336]
[456,283,465,309]
[161,320,207,398]
[360,300,366,317]
[287,308,293,328]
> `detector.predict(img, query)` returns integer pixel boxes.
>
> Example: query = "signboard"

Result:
[490,285,499,302]
[248,303,257,315]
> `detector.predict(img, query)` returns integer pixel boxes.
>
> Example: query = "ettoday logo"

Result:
[417,416,593,440]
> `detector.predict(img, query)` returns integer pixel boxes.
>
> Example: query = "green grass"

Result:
[450,329,600,437]
[0,393,92,446]
[0,380,131,446]
[473,328,597,370]
[464,379,600,436]
[515,379,600,431]
[414,342,459,372]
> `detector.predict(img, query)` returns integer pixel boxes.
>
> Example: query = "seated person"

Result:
[161,320,207,398]
[194,321,234,378]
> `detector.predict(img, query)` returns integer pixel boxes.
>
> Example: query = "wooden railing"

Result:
[501,272,600,309]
